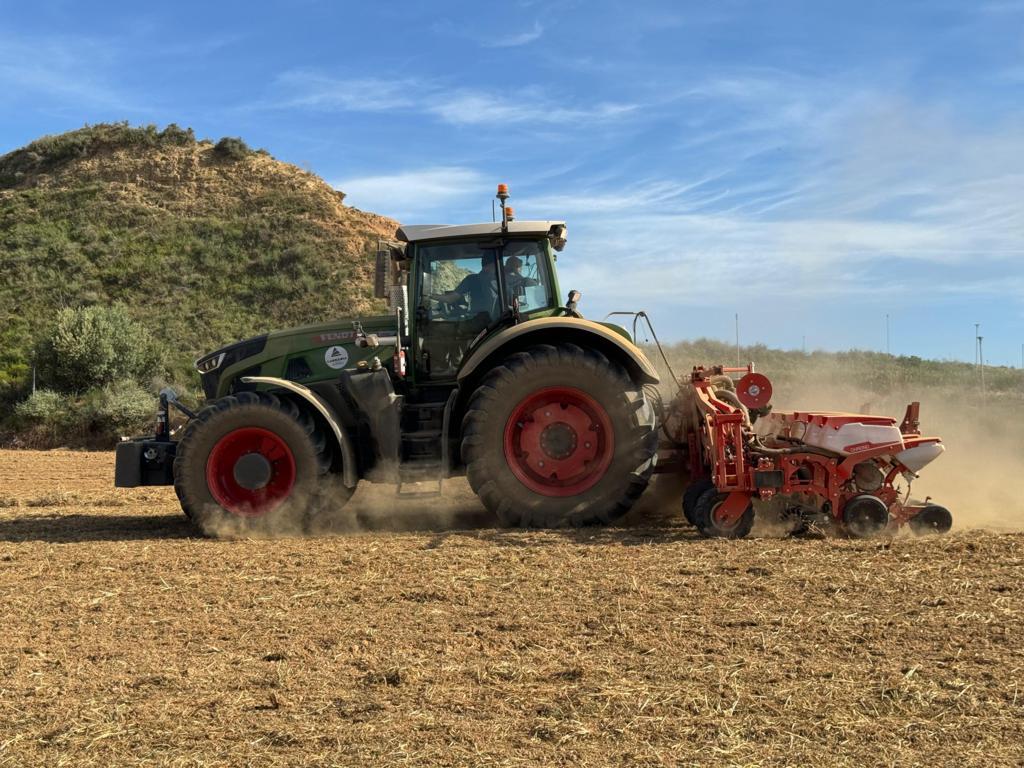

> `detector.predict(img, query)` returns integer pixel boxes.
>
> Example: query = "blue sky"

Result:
[2,1,1022,364]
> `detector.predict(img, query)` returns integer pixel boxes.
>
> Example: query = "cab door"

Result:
[412,243,500,382]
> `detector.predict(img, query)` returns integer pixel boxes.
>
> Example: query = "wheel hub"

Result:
[540,422,578,459]
[503,387,615,497]
[205,427,296,517]
[233,452,273,490]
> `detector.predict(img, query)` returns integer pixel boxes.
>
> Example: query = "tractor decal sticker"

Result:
[324,345,350,369]
[313,331,355,343]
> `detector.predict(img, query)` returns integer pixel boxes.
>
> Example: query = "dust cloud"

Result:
[765,364,1023,532]
[197,473,492,540]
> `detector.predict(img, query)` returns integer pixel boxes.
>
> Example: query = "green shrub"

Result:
[213,137,251,160]
[5,382,155,448]
[0,122,197,188]
[13,388,66,427]
[83,380,154,441]
[36,304,164,394]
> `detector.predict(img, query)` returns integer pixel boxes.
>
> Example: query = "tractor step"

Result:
[396,460,444,498]
[403,429,442,441]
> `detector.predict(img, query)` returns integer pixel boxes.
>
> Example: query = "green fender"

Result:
[457,316,660,386]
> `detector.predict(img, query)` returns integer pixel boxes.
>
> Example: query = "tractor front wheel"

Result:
[462,343,658,527]
[173,392,342,536]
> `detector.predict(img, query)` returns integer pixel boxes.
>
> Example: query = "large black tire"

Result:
[461,343,658,527]
[692,488,754,539]
[173,391,345,536]
[682,477,715,526]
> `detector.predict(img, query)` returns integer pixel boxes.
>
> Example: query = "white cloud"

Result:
[480,22,545,48]
[265,70,637,127]
[333,166,488,220]
[521,88,1024,311]
[273,72,415,112]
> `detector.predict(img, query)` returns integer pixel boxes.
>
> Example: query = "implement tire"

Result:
[173,391,341,537]
[461,343,658,527]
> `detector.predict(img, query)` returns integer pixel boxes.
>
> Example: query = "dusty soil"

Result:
[1,449,1022,767]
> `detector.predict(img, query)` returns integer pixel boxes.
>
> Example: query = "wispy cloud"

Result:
[333,166,489,220]
[480,21,544,48]
[0,33,144,113]
[515,82,1024,311]
[262,70,637,126]
[272,72,416,112]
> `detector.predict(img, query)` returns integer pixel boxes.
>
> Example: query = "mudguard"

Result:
[240,376,359,488]
[457,316,660,385]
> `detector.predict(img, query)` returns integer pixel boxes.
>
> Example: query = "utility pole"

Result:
[734,313,740,365]
[979,336,986,396]
[975,323,980,367]
[885,313,890,356]
[802,335,806,355]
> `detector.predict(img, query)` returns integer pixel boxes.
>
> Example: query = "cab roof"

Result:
[396,220,566,244]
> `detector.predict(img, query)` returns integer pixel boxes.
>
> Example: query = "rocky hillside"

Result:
[0,123,396,391]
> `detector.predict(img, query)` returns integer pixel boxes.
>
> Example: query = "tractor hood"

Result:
[195,315,398,400]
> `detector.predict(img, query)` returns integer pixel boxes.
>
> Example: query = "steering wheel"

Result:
[427,292,472,320]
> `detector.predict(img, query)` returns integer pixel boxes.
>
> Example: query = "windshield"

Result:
[417,238,554,324]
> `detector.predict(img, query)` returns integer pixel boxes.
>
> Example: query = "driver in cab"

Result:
[434,258,499,318]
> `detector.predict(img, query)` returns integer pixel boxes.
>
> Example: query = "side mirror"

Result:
[548,224,567,252]
[374,247,389,299]
[566,289,582,313]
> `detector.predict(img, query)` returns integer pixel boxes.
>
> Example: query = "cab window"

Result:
[501,240,554,314]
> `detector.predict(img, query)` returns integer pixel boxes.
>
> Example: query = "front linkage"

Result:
[113,388,194,488]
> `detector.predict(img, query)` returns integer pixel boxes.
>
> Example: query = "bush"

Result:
[0,122,196,188]
[83,381,154,441]
[36,305,164,394]
[5,382,155,448]
[13,389,66,427]
[213,137,251,160]
[8,389,71,446]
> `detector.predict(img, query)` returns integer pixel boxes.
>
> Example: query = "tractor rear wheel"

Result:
[173,392,342,536]
[461,343,658,527]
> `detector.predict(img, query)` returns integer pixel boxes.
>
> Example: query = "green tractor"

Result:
[115,185,660,532]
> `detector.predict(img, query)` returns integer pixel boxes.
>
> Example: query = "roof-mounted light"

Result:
[504,206,515,222]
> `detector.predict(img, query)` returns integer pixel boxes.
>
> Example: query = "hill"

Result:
[0,123,396,393]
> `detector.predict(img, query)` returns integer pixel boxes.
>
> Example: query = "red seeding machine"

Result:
[660,363,953,539]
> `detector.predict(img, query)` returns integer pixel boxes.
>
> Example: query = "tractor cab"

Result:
[376,205,568,383]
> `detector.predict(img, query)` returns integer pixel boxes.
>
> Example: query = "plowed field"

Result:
[1,449,1022,766]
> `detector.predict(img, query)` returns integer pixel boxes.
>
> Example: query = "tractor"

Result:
[115,185,660,532]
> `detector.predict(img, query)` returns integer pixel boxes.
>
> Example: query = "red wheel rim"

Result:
[205,427,296,517]
[503,387,615,497]
[711,501,743,532]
